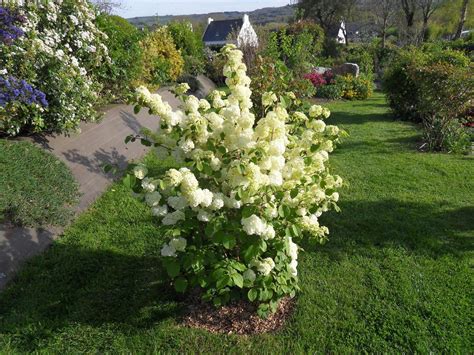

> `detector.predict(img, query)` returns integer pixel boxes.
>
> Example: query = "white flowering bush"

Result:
[127,45,343,317]
[0,1,109,135]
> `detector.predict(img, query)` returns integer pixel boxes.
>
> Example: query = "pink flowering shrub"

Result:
[304,72,326,87]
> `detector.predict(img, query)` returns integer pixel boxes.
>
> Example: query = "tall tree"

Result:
[297,0,347,32]
[454,0,470,39]
[400,0,417,43]
[369,0,398,48]
[416,0,443,41]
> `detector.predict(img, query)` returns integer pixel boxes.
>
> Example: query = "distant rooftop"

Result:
[202,18,243,43]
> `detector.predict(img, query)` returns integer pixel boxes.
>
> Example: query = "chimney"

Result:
[243,14,249,24]
[207,17,214,25]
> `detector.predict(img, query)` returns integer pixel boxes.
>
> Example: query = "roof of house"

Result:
[203,19,243,43]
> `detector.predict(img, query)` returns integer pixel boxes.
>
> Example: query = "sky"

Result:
[115,0,290,19]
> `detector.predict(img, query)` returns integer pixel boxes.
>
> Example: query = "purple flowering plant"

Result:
[0,75,48,135]
[0,75,48,108]
[0,7,26,45]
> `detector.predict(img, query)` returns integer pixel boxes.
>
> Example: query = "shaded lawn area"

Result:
[0,92,472,352]
[0,140,79,227]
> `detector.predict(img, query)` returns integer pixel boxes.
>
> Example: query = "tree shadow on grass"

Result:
[329,111,395,126]
[333,134,422,155]
[0,243,178,352]
[316,199,474,260]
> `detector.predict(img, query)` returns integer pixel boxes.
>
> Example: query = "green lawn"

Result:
[0,92,472,352]
[0,140,79,227]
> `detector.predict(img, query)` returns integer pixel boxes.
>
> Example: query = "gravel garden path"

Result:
[0,87,189,289]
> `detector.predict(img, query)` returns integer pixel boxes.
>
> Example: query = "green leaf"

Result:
[164,260,180,278]
[213,296,222,307]
[205,223,215,237]
[275,191,284,200]
[211,268,226,281]
[269,300,279,313]
[222,235,236,249]
[217,146,226,155]
[234,190,242,201]
[290,188,299,199]
[259,288,274,301]
[174,277,188,293]
[196,161,203,171]
[159,180,166,190]
[241,206,254,219]
[124,135,133,144]
[248,288,258,302]
[216,275,231,289]
[134,105,141,114]
[257,303,270,318]
[278,205,285,218]
[232,273,244,288]
[243,244,259,262]
[230,261,247,272]
[291,224,300,238]
[203,163,213,176]
[123,174,137,189]
[215,232,236,250]
[140,138,152,147]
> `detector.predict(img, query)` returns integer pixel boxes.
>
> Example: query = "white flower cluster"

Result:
[133,45,342,286]
[25,0,110,76]
[287,237,299,277]
[251,257,276,276]
[161,237,187,257]
[1,0,110,135]
[241,214,275,240]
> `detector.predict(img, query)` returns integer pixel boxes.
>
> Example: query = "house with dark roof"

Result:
[202,15,258,48]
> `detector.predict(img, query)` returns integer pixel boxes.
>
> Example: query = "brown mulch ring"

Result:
[182,293,295,335]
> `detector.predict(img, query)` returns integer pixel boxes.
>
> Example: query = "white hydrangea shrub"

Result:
[128,45,343,317]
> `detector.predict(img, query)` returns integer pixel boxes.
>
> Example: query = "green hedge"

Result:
[96,14,144,100]
[383,47,473,152]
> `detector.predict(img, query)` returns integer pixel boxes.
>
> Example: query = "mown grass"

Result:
[0,92,472,352]
[0,139,79,226]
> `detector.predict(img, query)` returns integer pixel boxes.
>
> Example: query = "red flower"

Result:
[304,72,326,87]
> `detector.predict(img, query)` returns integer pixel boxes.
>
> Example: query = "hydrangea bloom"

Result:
[128,45,344,316]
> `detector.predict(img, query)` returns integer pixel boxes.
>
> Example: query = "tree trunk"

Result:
[401,0,416,44]
[382,18,388,48]
[421,17,429,42]
[454,0,469,39]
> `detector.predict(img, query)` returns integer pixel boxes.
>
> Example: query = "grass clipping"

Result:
[182,293,295,335]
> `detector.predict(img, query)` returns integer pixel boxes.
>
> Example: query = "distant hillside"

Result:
[127,5,296,28]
